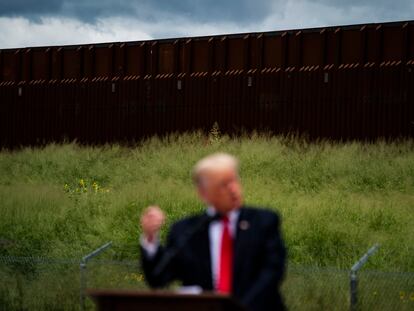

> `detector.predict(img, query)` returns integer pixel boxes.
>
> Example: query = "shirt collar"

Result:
[206,205,240,223]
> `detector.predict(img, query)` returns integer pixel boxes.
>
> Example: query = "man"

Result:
[139,153,287,311]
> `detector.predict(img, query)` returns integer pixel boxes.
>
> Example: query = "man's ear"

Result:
[197,185,209,204]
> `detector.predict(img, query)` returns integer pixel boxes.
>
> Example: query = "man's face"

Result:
[197,167,242,214]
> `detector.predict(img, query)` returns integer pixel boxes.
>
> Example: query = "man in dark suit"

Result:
[139,153,287,311]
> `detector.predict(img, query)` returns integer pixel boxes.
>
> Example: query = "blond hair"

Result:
[192,153,239,186]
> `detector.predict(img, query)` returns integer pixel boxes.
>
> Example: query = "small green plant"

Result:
[208,121,221,144]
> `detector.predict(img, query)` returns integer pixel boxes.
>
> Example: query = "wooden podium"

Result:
[87,289,246,311]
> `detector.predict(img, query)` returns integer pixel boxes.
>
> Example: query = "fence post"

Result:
[79,261,87,311]
[349,244,380,311]
[79,241,112,311]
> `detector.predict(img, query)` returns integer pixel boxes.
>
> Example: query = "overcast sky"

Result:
[0,0,413,49]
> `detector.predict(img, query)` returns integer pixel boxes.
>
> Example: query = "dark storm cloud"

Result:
[0,0,135,21]
[0,0,275,24]
[0,0,62,16]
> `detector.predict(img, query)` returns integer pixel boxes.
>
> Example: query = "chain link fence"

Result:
[1,251,413,310]
[0,255,145,311]
[282,265,414,311]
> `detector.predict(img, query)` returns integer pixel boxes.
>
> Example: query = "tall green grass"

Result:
[1,132,414,310]
[0,132,413,270]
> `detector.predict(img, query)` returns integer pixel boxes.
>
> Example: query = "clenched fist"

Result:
[140,205,166,242]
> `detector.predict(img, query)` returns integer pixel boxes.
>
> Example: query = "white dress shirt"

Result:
[206,206,239,289]
[140,206,240,290]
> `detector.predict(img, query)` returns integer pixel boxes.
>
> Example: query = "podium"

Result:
[87,289,246,311]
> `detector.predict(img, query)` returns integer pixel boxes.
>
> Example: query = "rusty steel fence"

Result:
[1,61,413,147]
[1,20,414,146]
[1,20,414,81]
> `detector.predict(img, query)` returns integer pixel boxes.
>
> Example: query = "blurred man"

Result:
[139,153,286,311]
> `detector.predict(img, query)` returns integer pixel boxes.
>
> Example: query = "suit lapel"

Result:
[233,207,251,289]
[195,217,214,289]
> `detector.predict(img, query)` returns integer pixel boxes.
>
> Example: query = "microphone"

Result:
[152,213,221,278]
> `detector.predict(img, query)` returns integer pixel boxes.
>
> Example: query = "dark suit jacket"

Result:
[140,206,287,311]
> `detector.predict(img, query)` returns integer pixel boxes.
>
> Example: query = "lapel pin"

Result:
[239,220,250,230]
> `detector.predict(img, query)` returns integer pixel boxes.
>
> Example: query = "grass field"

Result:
[1,131,413,310]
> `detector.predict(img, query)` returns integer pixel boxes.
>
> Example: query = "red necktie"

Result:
[218,215,233,293]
